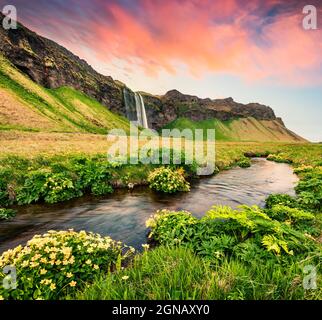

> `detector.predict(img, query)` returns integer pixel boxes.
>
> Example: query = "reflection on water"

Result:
[0,159,298,252]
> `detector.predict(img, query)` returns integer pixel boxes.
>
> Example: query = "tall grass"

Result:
[77,246,321,300]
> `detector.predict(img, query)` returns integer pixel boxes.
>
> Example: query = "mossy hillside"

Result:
[0,55,130,134]
[163,117,304,142]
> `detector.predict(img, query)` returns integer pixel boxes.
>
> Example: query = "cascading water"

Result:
[123,88,149,129]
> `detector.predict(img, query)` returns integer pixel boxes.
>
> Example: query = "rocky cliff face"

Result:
[142,90,277,129]
[0,13,126,116]
[0,13,281,131]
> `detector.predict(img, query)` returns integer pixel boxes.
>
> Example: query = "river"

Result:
[0,158,298,253]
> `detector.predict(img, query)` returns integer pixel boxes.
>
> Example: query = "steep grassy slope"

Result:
[0,55,129,134]
[163,117,305,142]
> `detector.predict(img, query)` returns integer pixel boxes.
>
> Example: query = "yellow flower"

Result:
[40,269,47,275]
[66,272,73,278]
[62,247,72,257]
[93,264,99,270]
[21,260,28,268]
[85,259,91,265]
[69,281,77,287]
[40,279,52,285]
[50,283,56,291]
[44,247,51,253]
[0,295,4,300]
[122,276,129,281]
[55,260,61,266]
[69,256,75,264]
[49,253,56,260]
[30,261,39,268]
[40,258,47,264]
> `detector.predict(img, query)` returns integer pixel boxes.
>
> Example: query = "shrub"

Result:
[266,205,315,226]
[146,209,197,245]
[293,165,314,174]
[265,194,298,209]
[71,158,114,196]
[146,205,317,261]
[16,170,81,204]
[267,153,292,164]
[0,208,16,220]
[0,230,133,300]
[0,169,13,206]
[295,171,322,211]
[147,167,190,193]
[237,158,251,168]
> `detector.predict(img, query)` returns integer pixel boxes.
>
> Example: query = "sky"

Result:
[1,0,322,141]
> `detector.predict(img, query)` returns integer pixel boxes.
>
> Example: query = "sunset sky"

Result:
[1,0,322,141]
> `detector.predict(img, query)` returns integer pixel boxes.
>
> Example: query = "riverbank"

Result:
[0,158,298,254]
[76,146,321,300]
[0,141,321,300]
[0,136,320,209]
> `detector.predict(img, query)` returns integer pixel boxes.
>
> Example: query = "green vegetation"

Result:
[148,167,190,193]
[0,155,120,206]
[236,157,251,168]
[78,145,322,300]
[267,153,292,163]
[0,140,321,300]
[163,117,304,142]
[0,154,198,207]
[0,208,16,220]
[0,143,321,208]
[0,55,129,134]
[77,246,226,300]
[0,230,133,300]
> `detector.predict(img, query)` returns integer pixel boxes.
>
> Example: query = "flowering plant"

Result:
[0,230,133,300]
[148,167,190,193]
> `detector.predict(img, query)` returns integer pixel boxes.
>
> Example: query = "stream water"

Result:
[0,158,298,253]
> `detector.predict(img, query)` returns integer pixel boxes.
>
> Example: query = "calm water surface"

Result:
[0,158,298,253]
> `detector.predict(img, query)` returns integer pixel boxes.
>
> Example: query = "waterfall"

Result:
[123,88,149,129]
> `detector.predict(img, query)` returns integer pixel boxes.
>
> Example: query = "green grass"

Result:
[163,117,304,142]
[77,246,321,300]
[163,117,233,140]
[0,55,130,134]
[76,143,321,301]
[77,246,219,300]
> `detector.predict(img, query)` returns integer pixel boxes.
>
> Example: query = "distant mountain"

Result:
[0,13,306,142]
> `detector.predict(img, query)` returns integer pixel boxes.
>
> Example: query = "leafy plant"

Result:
[147,205,318,262]
[265,194,298,209]
[237,158,251,168]
[72,158,114,196]
[148,167,190,193]
[266,205,315,226]
[0,208,16,220]
[267,153,292,164]
[16,170,81,204]
[0,230,133,300]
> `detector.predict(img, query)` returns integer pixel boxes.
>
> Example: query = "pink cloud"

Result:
[9,0,322,86]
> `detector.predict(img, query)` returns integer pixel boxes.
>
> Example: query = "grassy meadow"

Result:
[0,134,321,300]
[0,51,321,301]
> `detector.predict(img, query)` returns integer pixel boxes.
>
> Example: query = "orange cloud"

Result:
[79,0,321,85]
[8,0,322,85]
